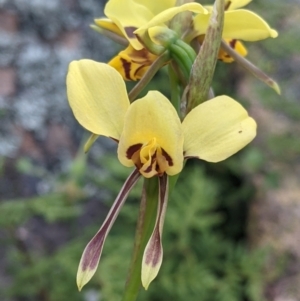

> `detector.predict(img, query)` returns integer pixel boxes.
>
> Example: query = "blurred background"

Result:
[0,0,299,300]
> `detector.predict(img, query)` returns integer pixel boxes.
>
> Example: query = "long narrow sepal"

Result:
[76,168,141,291]
[220,40,281,94]
[141,174,169,290]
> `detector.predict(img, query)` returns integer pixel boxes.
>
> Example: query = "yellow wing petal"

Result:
[182,96,257,162]
[225,0,252,10]
[104,0,153,50]
[194,9,278,41]
[135,3,207,36]
[66,60,130,140]
[137,0,176,16]
[223,10,278,40]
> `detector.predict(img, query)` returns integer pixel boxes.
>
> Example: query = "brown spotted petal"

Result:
[118,91,184,177]
[141,174,169,289]
[76,169,141,291]
[108,44,158,81]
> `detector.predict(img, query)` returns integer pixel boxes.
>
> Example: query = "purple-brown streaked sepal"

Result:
[141,174,169,289]
[76,168,141,291]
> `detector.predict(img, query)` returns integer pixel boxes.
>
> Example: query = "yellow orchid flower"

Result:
[193,0,278,62]
[94,0,207,80]
[66,59,257,290]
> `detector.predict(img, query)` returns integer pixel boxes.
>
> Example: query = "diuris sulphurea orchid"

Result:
[66,59,256,290]
[192,0,278,62]
[93,0,207,80]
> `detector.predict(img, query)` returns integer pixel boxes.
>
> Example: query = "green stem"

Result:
[186,0,224,113]
[121,177,159,301]
[128,52,170,102]
[168,65,182,115]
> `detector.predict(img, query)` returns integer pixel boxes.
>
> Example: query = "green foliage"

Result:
[1,153,267,301]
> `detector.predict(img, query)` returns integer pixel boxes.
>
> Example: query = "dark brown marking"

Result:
[161,148,173,166]
[109,137,119,143]
[229,39,237,49]
[142,151,158,173]
[143,163,155,173]
[134,64,145,79]
[126,143,142,159]
[121,58,132,80]
[225,1,231,10]
[124,26,138,38]
[238,130,242,133]
[144,227,161,266]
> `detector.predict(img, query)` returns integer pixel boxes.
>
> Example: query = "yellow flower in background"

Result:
[94,0,207,80]
[193,0,278,62]
[66,59,256,290]
[107,45,158,81]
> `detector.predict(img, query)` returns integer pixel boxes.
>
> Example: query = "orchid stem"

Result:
[128,52,170,102]
[121,177,159,301]
[168,64,181,115]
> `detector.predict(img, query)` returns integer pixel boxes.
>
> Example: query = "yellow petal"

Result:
[218,39,248,63]
[194,9,278,41]
[66,59,130,140]
[225,0,252,10]
[104,0,153,50]
[182,96,257,162]
[108,45,157,81]
[137,0,176,16]
[118,91,184,176]
[135,3,207,36]
[94,18,124,36]
[223,10,278,40]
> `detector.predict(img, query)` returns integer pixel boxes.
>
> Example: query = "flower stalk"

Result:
[187,0,225,113]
